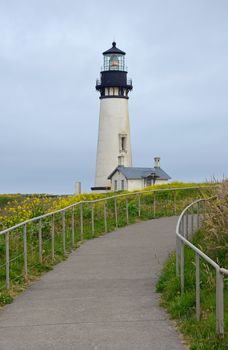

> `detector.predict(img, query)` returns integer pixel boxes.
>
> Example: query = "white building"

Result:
[91,42,133,192]
[108,157,171,192]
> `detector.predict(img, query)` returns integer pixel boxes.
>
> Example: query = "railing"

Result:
[176,197,228,336]
[0,186,212,292]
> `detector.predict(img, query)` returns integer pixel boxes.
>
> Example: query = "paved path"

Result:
[0,217,187,350]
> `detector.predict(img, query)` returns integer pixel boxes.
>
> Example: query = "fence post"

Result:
[216,269,224,336]
[23,224,28,277]
[104,201,107,232]
[180,240,184,295]
[5,232,10,289]
[62,211,66,255]
[51,214,55,260]
[72,207,75,246]
[126,198,129,225]
[91,204,95,238]
[196,253,200,321]
[114,198,118,228]
[38,219,42,263]
[153,193,156,217]
[80,203,83,241]
[138,194,141,217]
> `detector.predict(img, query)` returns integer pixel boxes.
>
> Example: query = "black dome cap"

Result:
[103,42,126,55]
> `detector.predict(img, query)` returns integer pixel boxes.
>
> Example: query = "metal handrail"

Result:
[0,185,213,292]
[176,197,228,336]
[0,186,211,236]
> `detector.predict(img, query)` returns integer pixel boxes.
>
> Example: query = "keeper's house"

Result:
[108,157,171,192]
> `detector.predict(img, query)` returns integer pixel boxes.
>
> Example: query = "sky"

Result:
[0,0,227,194]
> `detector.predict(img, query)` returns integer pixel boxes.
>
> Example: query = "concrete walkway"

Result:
[0,217,187,350]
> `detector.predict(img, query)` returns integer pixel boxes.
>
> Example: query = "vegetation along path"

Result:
[0,217,187,350]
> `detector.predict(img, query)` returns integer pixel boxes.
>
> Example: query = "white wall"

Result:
[154,179,169,186]
[95,98,132,188]
[110,172,169,192]
[127,179,144,191]
[110,171,128,191]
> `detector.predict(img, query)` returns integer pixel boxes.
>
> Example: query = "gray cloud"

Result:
[0,0,227,193]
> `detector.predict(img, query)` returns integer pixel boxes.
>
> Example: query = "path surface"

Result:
[0,217,187,350]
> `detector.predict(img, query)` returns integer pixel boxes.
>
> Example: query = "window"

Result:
[109,55,119,70]
[121,180,124,190]
[119,134,127,152]
[114,180,118,191]
[145,178,151,187]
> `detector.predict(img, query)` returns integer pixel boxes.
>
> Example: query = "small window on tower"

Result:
[119,134,127,152]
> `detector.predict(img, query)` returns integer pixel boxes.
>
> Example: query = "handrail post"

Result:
[62,211,66,255]
[38,219,42,263]
[196,253,200,321]
[80,203,83,241]
[197,202,200,229]
[186,210,189,239]
[114,198,118,228]
[51,214,55,260]
[180,240,184,295]
[176,236,179,276]
[5,232,10,289]
[216,269,224,336]
[91,204,95,238]
[138,194,141,217]
[23,224,28,277]
[72,207,75,246]
[191,209,194,235]
[104,201,107,232]
[126,198,129,225]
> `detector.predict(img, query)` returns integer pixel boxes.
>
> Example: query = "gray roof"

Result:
[108,166,171,180]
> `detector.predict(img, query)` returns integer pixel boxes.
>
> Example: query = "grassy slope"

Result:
[0,183,214,308]
[0,183,211,305]
[156,182,228,350]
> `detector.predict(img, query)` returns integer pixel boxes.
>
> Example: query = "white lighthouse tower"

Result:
[91,42,133,191]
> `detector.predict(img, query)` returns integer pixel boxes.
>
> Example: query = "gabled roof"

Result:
[103,42,126,55]
[108,166,171,181]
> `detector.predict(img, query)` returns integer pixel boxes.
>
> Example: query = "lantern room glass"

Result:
[103,54,125,71]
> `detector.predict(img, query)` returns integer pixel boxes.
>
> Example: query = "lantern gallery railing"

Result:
[176,197,228,337]
[0,186,213,292]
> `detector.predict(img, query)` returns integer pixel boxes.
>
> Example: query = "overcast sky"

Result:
[0,0,227,194]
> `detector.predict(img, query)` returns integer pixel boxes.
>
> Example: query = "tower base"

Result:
[91,186,111,193]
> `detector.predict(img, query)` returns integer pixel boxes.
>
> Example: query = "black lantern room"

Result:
[96,42,133,99]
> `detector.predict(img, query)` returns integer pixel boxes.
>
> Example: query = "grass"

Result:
[0,183,215,306]
[156,180,228,350]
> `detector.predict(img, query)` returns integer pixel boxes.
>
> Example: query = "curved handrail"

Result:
[0,185,212,236]
[175,196,228,336]
[176,196,228,274]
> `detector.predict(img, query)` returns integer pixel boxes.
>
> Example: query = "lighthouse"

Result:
[91,42,133,192]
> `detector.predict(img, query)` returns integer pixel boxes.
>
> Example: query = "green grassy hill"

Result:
[157,180,228,349]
